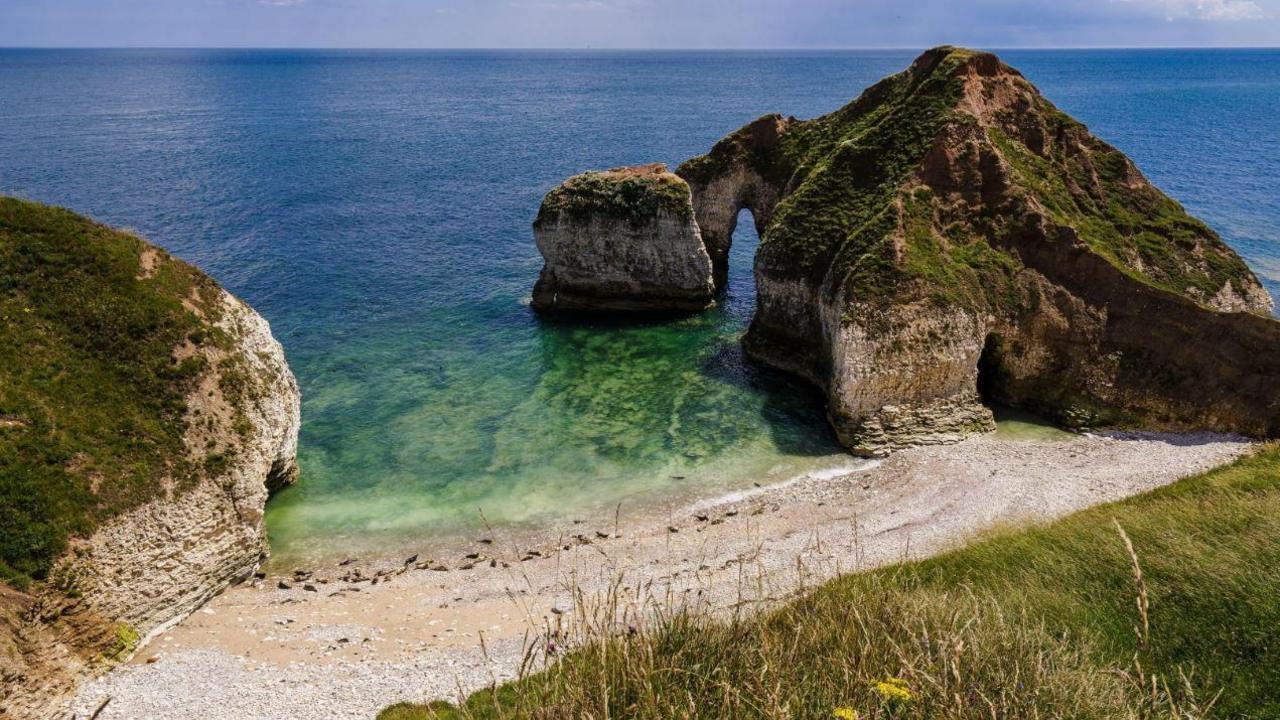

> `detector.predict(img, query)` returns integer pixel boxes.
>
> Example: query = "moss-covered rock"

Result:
[677,46,1279,454]
[535,163,694,226]
[531,164,715,313]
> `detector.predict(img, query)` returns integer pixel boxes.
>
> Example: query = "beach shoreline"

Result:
[71,431,1253,720]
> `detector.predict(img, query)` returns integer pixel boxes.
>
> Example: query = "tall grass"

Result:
[382,446,1280,719]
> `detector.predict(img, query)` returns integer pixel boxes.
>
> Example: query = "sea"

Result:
[1,48,1276,565]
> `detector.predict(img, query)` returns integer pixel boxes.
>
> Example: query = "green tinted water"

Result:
[264,271,850,566]
[264,291,1075,568]
[993,405,1077,441]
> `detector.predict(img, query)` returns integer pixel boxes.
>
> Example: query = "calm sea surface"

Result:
[1,49,1277,564]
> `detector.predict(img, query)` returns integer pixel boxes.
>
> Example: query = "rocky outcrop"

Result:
[685,47,1278,455]
[531,164,715,313]
[677,115,793,289]
[59,291,299,636]
[539,48,1280,456]
[0,199,300,718]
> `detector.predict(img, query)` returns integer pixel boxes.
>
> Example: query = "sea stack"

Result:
[0,198,301,716]
[680,46,1280,455]
[531,163,716,313]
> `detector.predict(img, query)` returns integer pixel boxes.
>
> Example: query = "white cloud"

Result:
[259,0,307,6]
[1121,0,1269,19]
[1113,0,1268,20]
[1190,0,1267,19]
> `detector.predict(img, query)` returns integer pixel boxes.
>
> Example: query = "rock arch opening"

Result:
[689,193,773,292]
[724,207,763,304]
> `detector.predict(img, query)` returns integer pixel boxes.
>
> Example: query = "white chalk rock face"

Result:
[531,164,715,313]
[0,218,300,718]
[67,290,300,639]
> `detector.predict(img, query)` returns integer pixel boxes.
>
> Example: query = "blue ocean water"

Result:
[1,48,1276,563]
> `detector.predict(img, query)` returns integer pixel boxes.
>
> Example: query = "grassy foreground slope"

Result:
[383,446,1280,719]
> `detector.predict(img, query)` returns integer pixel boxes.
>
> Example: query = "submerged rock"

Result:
[531,163,715,313]
[0,198,300,716]
[677,46,1279,454]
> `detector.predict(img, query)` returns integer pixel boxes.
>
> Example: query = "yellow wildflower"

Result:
[871,677,913,704]
[831,707,859,720]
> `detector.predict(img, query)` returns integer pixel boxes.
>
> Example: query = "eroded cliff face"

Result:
[687,47,1278,454]
[0,200,299,718]
[529,48,1277,455]
[677,115,793,290]
[531,164,715,313]
[59,291,299,639]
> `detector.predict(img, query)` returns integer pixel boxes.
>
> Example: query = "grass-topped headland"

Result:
[680,45,1262,313]
[0,197,229,586]
[1,197,299,715]
[670,46,1280,454]
[381,445,1280,719]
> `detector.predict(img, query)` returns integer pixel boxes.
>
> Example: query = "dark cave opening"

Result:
[976,332,1007,410]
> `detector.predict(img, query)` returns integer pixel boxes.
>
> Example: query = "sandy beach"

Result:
[70,431,1252,720]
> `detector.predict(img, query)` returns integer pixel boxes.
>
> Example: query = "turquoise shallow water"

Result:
[0,49,1276,565]
[263,260,850,561]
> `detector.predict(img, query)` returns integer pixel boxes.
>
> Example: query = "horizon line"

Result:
[2,44,1279,52]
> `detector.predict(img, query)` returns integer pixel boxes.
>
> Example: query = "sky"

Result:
[2,0,1279,49]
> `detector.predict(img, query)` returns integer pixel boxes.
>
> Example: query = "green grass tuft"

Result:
[535,168,693,227]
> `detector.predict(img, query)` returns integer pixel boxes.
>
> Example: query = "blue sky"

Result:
[3,0,1278,48]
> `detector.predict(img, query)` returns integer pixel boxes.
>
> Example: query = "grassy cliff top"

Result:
[682,46,1263,314]
[535,163,694,227]
[0,198,228,587]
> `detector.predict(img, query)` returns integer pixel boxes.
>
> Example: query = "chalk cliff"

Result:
[0,198,300,718]
[536,47,1280,456]
[531,164,715,313]
[683,47,1278,454]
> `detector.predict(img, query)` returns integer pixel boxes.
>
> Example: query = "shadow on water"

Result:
[990,404,1077,441]
[526,205,841,462]
[697,338,841,456]
[711,207,842,455]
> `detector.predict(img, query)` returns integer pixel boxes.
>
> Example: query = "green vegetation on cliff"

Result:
[679,48,986,294]
[988,124,1254,303]
[770,50,979,290]
[535,165,694,227]
[680,46,1262,316]
[0,198,224,585]
[383,446,1280,719]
